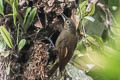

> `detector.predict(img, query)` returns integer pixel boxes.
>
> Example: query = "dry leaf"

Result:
[69,0,75,2]
[58,0,64,2]
[71,9,80,28]
[34,20,43,28]
[44,6,54,13]
[48,0,55,6]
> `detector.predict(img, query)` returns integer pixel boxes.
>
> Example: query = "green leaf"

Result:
[16,24,20,44]
[86,36,103,52]
[78,1,95,18]
[76,41,86,53]
[5,0,18,26]
[0,35,6,52]
[1,50,10,57]
[91,35,104,47]
[5,0,10,5]
[5,0,18,8]
[23,7,31,25]
[14,0,18,10]
[12,2,18,26]
[23,8,37,32]
[103,46,120,57]
[84,16,95,22]
[5,0,9,3]
[87,3,95,16]
[5,0,13,6]
[0,0,4,16]
[78,1,88,17]
[18,39,26,51]
[0,26,13,48]
[5,13,13,17]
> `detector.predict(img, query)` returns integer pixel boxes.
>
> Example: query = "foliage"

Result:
[18,39,26,51]
[23,7,37,32]
[0,31,11,57]
[77,1,95,18]
[5,0,17,7]
[77,0,95,29]
[70,0,120,80]
[0,26,13,49]
[73,4,120,80]
[12,0,18,26]
[0,35,6,52]
[0,0,37,51]
[86,18,120,79]
[0,0,4,16]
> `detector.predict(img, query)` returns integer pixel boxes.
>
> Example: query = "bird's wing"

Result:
[56,34,73,49]
[58,47,68,72]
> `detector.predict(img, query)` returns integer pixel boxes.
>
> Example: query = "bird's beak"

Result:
[60,13,68,22]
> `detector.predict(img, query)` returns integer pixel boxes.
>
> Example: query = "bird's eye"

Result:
[66,20,70,24]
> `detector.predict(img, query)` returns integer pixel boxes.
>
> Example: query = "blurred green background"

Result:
[69,0,120,80]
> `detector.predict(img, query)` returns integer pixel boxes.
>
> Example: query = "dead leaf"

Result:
[60,3,65,9]
[71,9,80,28]
[69,0,75,2]
[34,20,43,28]
[19,0,26,7]
[58,0,64,2]
[44,6,54,13]
[48,0,55,6]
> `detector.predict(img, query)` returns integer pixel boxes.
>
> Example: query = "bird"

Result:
[48,13,78,77]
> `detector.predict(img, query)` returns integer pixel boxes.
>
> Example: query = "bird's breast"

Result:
[55,30,77,49]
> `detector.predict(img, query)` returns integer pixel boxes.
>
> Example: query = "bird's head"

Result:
[60,13,76,32]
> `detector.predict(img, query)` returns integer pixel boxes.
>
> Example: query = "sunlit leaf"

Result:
[0,26,13,48]
[87,3,95,16]
[103,46,120,57]
[78,1,88,17]
[5,13,13,17]
[18,39,26,51]
[77,1,95,29]
[84,16,95,22]
[78,1,95,17]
